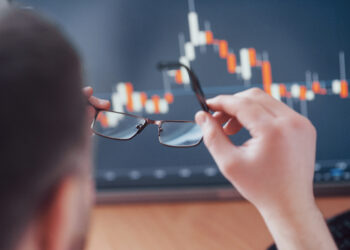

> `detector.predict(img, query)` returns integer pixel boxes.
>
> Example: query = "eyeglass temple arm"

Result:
[157,62,210,112]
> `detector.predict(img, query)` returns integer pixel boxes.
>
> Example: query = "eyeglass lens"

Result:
[93,111,146,140]
[92,111,202,147]
[159,121,202,147]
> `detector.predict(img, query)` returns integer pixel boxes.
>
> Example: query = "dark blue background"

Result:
[18,0,350,188]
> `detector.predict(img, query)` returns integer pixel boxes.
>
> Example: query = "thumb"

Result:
[195,111,238,170]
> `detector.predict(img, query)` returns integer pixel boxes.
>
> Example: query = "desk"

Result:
[86,197,350,250]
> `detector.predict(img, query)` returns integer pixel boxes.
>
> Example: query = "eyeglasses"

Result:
[91,62,209,148]
[92,111,203,148]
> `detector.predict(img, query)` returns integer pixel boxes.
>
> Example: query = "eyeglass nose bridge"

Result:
[145,118,162,126]
[136,118,163,135]
[144,119,164,136]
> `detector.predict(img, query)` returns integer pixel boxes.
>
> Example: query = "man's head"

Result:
[0,8,93,250]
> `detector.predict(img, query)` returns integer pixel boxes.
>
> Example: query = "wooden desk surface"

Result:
[86,197,350,250]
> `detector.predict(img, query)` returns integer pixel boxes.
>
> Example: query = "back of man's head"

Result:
[0,8,87,250]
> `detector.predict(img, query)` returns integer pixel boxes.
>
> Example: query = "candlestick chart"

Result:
[97,0,349,128]
[20,0,350,194]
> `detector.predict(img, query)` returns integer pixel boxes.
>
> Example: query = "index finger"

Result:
[83,86,93,98]
[233,88,296,117]
[88,96,110,110]
[206,94,274,135]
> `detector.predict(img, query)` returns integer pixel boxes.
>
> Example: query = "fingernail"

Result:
[85,86,93,93]
[195,111,207,125]
[100,99,109,105]
[206,98,214,104]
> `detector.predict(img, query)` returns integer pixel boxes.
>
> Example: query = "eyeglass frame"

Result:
[91,109,203,148]
[91,62,209,148]
[157,62,209,112]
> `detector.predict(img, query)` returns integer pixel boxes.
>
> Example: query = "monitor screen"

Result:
[18,0,350,191]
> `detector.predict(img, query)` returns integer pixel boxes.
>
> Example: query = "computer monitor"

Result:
[18,0,350,201]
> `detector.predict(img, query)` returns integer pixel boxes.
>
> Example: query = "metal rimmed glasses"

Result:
[91,62,209,148]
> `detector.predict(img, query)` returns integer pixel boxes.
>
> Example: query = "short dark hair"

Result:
[0,8,86,250]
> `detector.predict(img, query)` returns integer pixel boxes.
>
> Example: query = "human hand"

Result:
[196,88,336,250]
[83,86,110,124]
[195,88,317,212]
[195,88,337,249]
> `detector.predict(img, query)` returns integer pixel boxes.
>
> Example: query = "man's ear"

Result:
[39,176,80,250]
